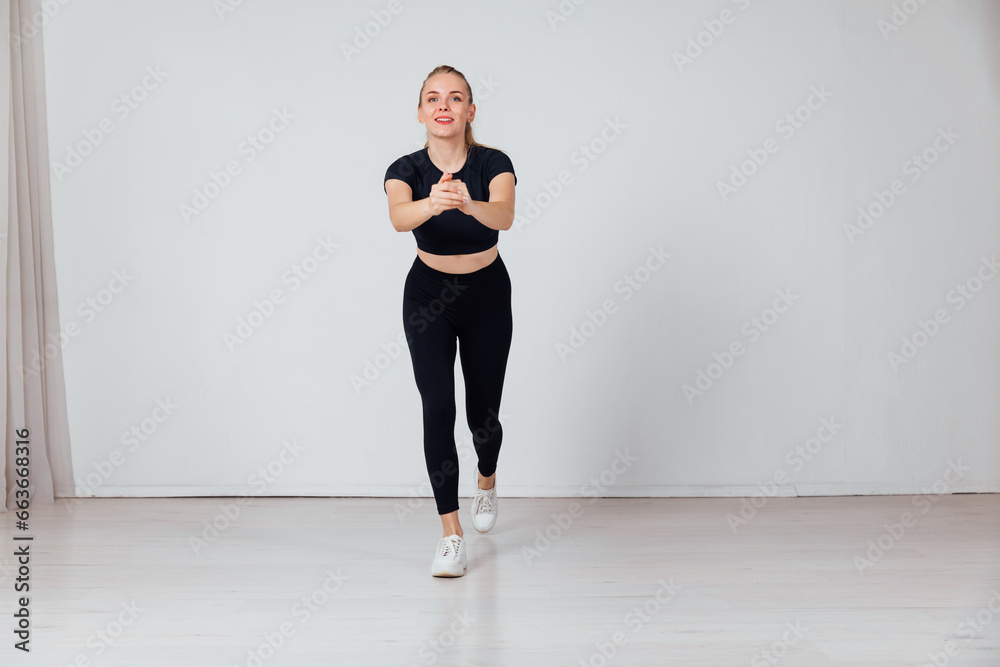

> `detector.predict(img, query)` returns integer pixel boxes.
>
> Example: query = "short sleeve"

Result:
[485,149,516,187]
[384,156,417,194]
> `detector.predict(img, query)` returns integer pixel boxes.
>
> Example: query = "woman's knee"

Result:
[422,395,456,425]
[470,408,502,445]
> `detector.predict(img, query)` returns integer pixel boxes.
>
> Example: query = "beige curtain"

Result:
[1,0,74,512]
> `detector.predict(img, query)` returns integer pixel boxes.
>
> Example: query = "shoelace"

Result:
[438,535,462,558]
[471,486,496,513]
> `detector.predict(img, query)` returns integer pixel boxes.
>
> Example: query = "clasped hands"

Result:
[427,172,474,216]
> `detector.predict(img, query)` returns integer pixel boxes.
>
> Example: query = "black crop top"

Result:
[384,144,517,255]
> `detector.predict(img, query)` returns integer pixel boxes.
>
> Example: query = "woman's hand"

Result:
[428,172,472,216]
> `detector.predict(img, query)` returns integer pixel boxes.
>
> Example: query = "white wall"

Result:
[42,0,1000,500]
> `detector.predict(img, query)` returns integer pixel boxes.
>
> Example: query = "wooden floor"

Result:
[4,495,999,666]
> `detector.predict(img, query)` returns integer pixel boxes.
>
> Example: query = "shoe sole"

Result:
[431,568,466,577]
[431,558,467,577]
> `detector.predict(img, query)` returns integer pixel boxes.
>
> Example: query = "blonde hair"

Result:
[419,65,497,151]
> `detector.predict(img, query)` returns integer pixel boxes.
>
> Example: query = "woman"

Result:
[383,65,517,577]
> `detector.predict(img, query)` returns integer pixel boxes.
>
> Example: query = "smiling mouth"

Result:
[435,118,454,124]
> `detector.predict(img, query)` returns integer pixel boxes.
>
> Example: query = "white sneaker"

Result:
[470,466,498,533]
[431,534,467,577]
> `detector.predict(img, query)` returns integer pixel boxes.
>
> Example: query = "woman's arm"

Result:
[462,172,515,231]
[385,180,432,232]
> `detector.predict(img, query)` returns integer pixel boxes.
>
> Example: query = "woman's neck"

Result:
[427,138,468,173]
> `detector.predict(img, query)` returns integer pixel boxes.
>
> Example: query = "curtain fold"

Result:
[2,0,74,513]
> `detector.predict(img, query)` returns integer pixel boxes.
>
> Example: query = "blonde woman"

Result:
[384,65,517,577]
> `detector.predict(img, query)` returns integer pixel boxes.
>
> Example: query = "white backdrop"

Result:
[42,0,1000,503]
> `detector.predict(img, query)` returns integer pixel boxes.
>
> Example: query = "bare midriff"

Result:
[417,244,498,274]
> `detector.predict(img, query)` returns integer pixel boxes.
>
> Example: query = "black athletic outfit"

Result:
[384,144,517,515]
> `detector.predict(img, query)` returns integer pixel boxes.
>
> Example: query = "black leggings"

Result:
[402,253,513,515]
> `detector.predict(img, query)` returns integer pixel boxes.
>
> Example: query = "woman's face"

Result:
[418,73,474,140]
